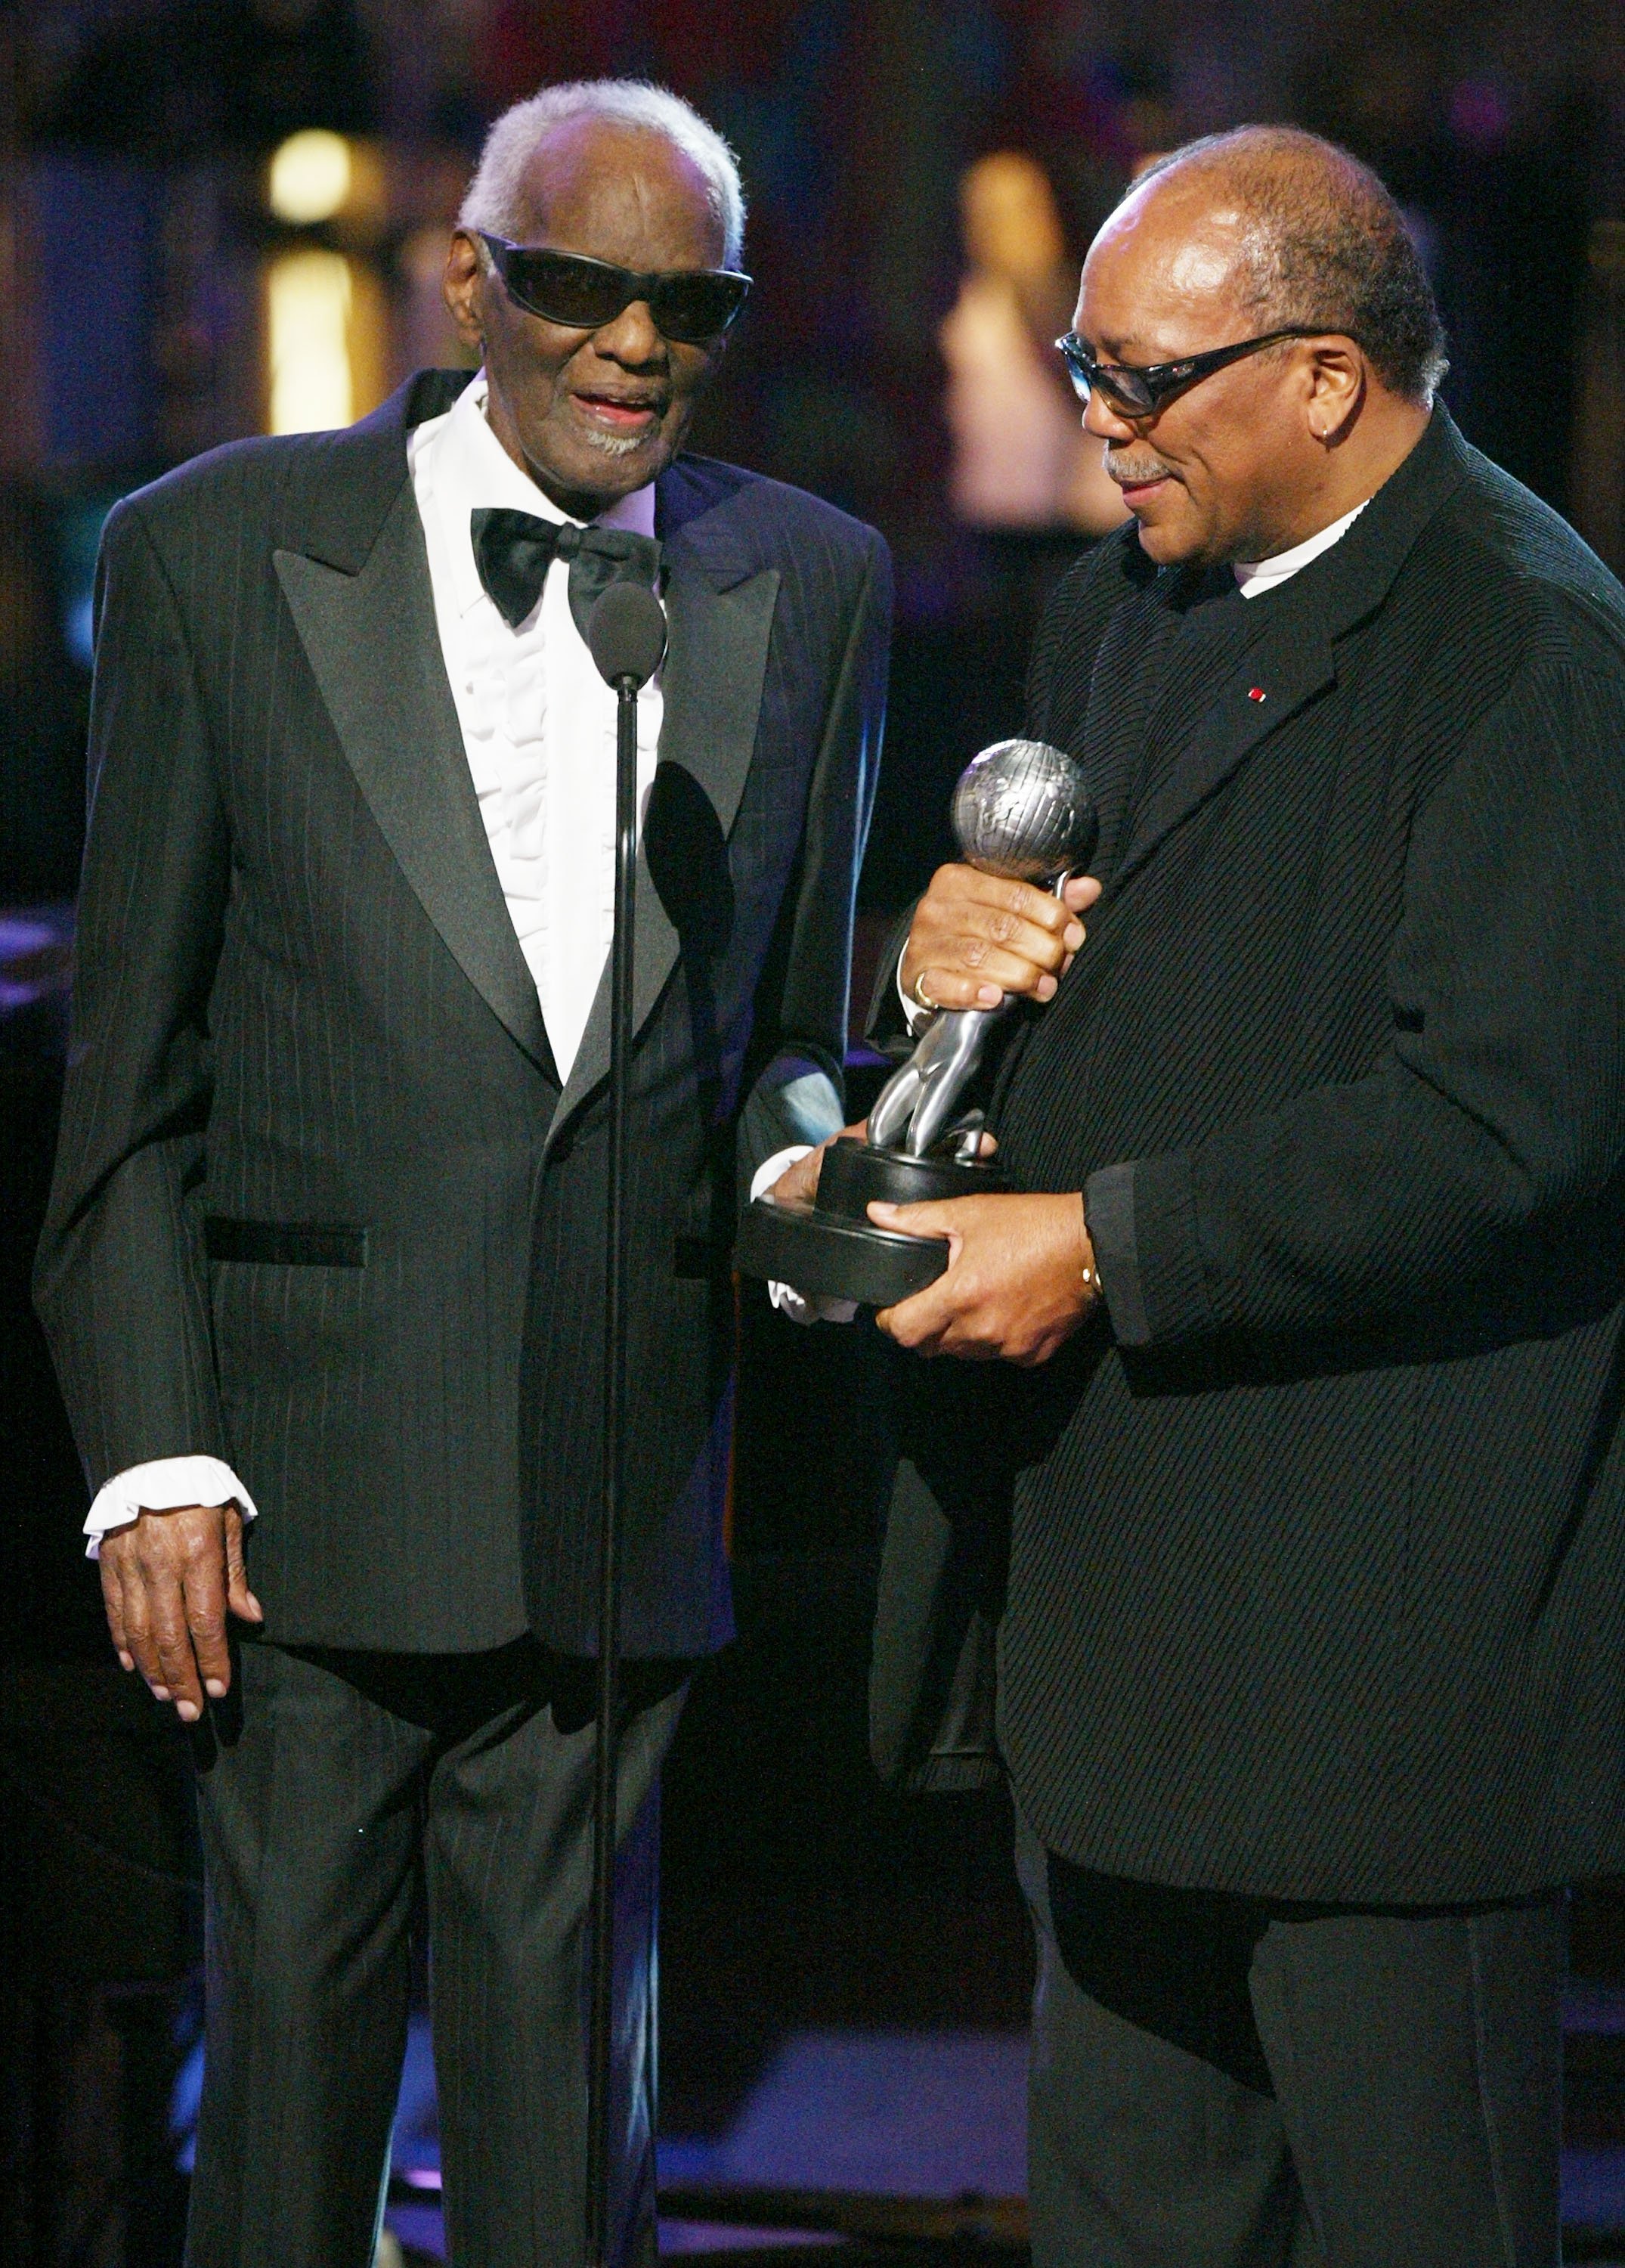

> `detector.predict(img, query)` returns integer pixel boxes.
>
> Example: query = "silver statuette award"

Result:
[736,737,1097,1309]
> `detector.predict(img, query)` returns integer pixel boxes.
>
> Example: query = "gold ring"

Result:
[911,968,936,1011]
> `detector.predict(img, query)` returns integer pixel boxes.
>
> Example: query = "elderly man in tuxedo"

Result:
[36,79,888,2268]
[781,125,1625,2267]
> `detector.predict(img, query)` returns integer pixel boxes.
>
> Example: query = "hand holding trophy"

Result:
[736,736,1097,1309]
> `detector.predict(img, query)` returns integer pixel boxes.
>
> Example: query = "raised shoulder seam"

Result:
[98,498,224,797]
[111,428,306,528]
[689,456,882,549]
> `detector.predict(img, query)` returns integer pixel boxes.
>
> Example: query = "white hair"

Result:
[460,79,745,270]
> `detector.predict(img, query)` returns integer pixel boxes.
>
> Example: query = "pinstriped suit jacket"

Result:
[35,369,890,1656]
[874,409,1625,1901]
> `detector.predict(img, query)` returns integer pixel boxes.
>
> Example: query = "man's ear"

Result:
[442,230,487,355]
[1305,339,1364,446]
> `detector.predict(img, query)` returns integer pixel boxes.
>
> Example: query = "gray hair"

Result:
[460,79,745,270]
[1131,127,1447,404]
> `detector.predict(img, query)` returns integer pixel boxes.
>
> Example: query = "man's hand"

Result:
[899,866,1100,1014]
[100,1503,263,1721]
[763,1120,868,1208]
[871,1191,1099,1365]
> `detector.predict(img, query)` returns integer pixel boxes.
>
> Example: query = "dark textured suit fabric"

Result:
[185,1641,685,2268]
[1017,1820,1565,2268]
[880,407,1625,1908]
[35,367,890,1659]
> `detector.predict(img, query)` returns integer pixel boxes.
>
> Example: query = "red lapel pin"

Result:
[1248,686,1267,702]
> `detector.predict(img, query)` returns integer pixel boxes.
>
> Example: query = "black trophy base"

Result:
[736,1137,1003,1309]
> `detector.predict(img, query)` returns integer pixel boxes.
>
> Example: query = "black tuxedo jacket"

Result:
[36,369,890,1657]
[874,410,1625,1902]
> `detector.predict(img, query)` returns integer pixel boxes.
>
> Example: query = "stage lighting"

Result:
[266,246,353,432]
[268,129,352,226]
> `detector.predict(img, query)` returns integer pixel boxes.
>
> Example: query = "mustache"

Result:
[1107,456,1176,488]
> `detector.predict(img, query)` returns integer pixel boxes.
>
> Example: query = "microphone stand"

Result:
[583,578,664,2268]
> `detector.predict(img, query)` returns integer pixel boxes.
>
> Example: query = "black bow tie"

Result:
[470,507,663,644]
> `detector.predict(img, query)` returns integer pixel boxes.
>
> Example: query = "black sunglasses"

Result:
[1054,326,1340,417]
[478,234,751,345]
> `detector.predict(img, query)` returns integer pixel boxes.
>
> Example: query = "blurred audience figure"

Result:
[884,153,1124,872]
[941,153,1127,543]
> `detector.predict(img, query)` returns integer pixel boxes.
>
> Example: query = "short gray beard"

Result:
[580,426,649,460]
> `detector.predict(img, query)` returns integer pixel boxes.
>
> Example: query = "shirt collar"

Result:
[426,371,658,619]
[1233,497,1369,599]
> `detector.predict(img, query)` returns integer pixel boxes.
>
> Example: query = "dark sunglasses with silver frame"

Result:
[478,232,752,345]
[1054,324,1347,417]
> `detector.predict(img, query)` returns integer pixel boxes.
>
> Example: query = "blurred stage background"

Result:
[5,5,1625,2263]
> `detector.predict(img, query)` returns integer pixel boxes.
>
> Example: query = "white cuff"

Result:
[897,956,932,1035]
[749,1147,859,1327]
[85,1456,258,1560]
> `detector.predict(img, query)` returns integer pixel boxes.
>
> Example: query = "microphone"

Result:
[582,564,665,2266]
[586,580,667,691]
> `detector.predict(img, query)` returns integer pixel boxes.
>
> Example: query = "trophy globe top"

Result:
[951,738,1097,884]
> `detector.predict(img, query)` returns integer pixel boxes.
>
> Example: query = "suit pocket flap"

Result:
[206,1218,368,1267]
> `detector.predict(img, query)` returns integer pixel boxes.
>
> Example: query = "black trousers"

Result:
[184,1637,686,2268]
[1015,1815,1565,2268]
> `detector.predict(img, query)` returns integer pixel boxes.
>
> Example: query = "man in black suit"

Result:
[36,79,888,2268]
[782,125,1625,2264]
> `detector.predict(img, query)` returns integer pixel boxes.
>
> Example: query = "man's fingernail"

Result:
[1065,924,1084,949]
[204,1679,226,1699]
[150,1685,171,1701]
[1038,976,1057,999]
[977,985,1001,1005]
[175,1700,200,1723]
[118,1652,134,1671]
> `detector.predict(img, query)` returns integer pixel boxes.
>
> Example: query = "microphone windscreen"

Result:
[587,581,667,690]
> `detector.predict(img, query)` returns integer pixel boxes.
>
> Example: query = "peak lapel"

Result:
[658,513,782,844]
[275,481,555,1077]
[543,504,780,1151]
